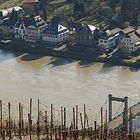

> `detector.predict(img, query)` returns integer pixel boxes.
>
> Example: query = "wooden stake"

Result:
[8,102,11,139]
[13,119,16,136]
[80,113,83,129]
[0,100,2,131]
[73,108,75,129]
[30,99,32,118]
[61,106,63,128]
[2,130,5,140]
[64,107,66,129]
[86,114,89,128]
[45,111,48,138]
[76,105,78,130]
[50,104,53,140]
[129,108,133,135]
[51,104,53,128]
[101,107,103,140]
[21,105,24,136]
[94,121,97,140]
[29,98,32,140]
[19,103,22,140]
[104,110,108,140]
[28,113,32,140]
[84,104,86,128]
[37,99,40,139]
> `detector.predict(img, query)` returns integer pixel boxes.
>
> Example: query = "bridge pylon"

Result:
[108,94,128,133]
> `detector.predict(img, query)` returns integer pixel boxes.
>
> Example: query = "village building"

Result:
[42,16,69,43]
[22,0,40,16]
[99,26,139,53]
[76,24,100,46]
[0,6,24,24]
[118,27,140,53]
[0,18,17,34]
[99,28,123,49]
[135,29,140,38]
[0,10,8,24]
[14,15,47,42]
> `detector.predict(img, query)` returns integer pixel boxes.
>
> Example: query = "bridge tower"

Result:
[108,94,128,133]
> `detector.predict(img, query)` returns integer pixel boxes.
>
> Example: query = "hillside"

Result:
[1,0,140,30]
[0,0,110,29]
[0,0,23,9]
[47,0,110,29]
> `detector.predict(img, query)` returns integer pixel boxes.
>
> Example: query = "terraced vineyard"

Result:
[0,0,23,9]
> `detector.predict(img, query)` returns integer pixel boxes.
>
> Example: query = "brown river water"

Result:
[0,50,140,123]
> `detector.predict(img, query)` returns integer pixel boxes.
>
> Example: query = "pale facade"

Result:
[14,16,47,42]
[99,30,121,49]
[42,25,69,43]
[119,35,138,53]
[99,36,116,49]
[15,22,26,39]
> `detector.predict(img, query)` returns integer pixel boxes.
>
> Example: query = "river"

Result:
[0,50,140,123]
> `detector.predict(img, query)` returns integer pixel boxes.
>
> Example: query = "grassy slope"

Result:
[0,0,23,9]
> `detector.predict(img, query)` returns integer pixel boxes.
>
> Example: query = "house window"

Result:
[100,40,103,43]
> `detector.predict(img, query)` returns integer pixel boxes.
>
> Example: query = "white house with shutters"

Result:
[99,27,140,53]
[99,28,122,49]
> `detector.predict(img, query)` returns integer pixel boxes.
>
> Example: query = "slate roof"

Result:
[122,27,135,34]
[68,22,83,32]
[15,16,46,28]
[0,18,17,29]
[129,32,140,44]
[77,24,99,34]
[99,30,114,40]
[100,28,123,40]
[110,28,121,35]
[135,29,140,37]
[43,16,68,35]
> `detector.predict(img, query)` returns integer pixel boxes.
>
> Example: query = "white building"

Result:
[118,27,139,53]
[119,33,138,53]
[0,6,24,21]
[14,16,47,41]
[0,18,17,34]
[120,35,137,52]
[42,16,69,43]
[0,6,24,17]
[99,27,139,53]
[99,28,122,49]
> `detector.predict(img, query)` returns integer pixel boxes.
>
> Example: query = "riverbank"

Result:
[0,39,140,68]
